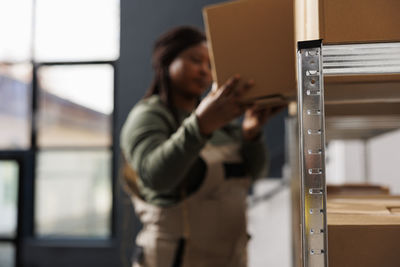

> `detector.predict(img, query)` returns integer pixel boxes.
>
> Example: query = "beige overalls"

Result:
[131,143,251,267]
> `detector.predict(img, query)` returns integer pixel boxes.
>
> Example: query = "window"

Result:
[0,0,120,265]
[0,159,19,267]
[0,161,19,237]
[37,64,113,148]
[35,150,112,237]
[0,65,31,149]
[34,0,119,62]
[0,0,33,62]
[0,243,15,267]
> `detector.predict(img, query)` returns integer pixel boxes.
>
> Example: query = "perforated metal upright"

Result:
[295,38,400,267]
[297,40,328,267]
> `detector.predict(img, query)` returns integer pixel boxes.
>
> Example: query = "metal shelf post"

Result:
[297,40,329,267]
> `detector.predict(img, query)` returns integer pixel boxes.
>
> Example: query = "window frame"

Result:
[19,60,120,266]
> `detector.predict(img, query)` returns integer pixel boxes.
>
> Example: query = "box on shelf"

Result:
[327,196,400,267]
[295,0,400,44]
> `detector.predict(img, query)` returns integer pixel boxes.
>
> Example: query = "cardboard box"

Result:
[295,0,400,44]
[327,196,400,267]
[203,0,296,104]
[203,0,400,107]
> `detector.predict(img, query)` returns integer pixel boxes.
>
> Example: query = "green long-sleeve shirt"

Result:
[120,95,268,207]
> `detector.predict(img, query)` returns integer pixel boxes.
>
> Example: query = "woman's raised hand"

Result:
[242,104,287,140]
[195,75,254,136]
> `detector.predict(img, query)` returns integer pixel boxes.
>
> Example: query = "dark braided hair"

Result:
[145,26,206,116]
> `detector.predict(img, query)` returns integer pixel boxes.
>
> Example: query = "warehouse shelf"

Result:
[296,40,400,267]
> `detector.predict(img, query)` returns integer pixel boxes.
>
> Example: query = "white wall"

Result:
[326,129,400,194]
[369,129,400,194]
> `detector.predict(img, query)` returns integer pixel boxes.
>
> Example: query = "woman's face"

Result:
[168,42,212,98]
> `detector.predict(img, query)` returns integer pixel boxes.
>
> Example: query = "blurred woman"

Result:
[121,26,280,267]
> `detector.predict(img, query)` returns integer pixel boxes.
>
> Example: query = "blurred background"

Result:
[0,1,287,266]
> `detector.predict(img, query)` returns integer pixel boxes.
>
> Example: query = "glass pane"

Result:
[34,0,120,61]
[37,65,113,147]
[0,0,33,61]
[0,243,15,267]
[0,161,19,237]
[0,64,31,149]
[35,150,112,238]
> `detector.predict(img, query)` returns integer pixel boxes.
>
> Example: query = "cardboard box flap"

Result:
[328,213,400,225]
[327,183,390,195]
[327,196,400,225]
[327,202,391,215]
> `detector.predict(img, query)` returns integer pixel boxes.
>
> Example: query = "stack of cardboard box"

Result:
[327,194,400,267]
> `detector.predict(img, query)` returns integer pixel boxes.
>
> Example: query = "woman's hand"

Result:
[242,104,286,141]
[195,75,254,136]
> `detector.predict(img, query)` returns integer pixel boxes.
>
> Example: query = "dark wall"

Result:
[117,0,286,264]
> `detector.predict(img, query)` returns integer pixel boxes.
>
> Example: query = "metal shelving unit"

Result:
[295,39,400,267]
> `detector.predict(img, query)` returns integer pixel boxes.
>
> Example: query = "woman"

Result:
[121,26,279,267]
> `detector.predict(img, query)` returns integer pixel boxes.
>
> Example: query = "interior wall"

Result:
[326,129,400,194]
[369,129,400,194]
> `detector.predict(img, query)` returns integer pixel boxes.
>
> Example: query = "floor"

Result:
[247,179,292,267]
